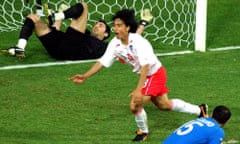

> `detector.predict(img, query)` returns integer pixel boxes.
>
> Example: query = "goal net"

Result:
[0,0,204,50]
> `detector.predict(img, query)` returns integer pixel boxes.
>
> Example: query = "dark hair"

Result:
[98,19,111,40]
[212,105,231,124]
[112,9,138,33]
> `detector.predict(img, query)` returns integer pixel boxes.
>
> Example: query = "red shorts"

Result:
[141,67,169,97]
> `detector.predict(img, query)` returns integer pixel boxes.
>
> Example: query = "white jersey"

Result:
[98,33,162,76]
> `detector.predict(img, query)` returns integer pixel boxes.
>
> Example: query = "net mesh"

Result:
[0,0,196,48]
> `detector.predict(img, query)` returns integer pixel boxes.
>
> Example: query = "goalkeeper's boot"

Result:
[58,3,70,12]
[198,104,208,118]
[43,3,55,26]
[1,46,25,59]
[43,3,69,26]
[132,130,149,142]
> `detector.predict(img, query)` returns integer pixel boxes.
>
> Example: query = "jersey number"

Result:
[176,121,204,135]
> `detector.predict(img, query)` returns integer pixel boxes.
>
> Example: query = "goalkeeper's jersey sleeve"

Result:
[162,117,224,144]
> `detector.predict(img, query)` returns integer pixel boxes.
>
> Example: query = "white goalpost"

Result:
[195,0,207,52]
[0,0,207,52]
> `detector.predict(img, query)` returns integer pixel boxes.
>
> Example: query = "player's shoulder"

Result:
[110,36,121,44]
[108,36,121,48]
[129,33,142,38]
[129,33,148,42]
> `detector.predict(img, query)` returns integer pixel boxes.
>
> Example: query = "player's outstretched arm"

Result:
[136,8,153,35]
[69,61,103,84]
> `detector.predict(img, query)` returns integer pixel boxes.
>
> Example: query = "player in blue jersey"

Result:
[162,105,231,144]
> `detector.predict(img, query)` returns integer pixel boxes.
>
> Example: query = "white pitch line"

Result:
[209,46,240,51]
[0,46,239,70]
[155,50,193,56]
[0,51,194,70]
[0,59,97,70]
[222,139,239,144]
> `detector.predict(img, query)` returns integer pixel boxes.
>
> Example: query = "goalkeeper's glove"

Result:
[140,8,153,26]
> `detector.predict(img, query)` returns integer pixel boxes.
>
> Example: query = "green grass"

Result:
[1,0,240,143]
[1,50,240,143]
[207,0,240,48]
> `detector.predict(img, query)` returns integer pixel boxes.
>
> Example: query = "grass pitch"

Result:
[1,0,240,143]
[1,50,240,143]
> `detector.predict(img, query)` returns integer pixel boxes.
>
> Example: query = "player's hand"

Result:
[140,8,153,26]
[69,74,86,84]
[129,90,143,107]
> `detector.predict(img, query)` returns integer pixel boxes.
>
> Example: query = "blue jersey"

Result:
[162,117,224,144]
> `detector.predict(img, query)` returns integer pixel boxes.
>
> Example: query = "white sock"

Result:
[135,108,148,133]
[16,39,27,50]
[54,12,65,21]
[36,9,44,17]
[171,99,200,115]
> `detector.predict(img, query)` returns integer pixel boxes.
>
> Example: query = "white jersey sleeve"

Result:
[98,37,118,68]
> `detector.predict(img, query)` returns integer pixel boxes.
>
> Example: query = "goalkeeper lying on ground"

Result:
[1,2,153,60]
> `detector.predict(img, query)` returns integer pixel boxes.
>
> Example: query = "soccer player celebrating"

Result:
[162,105,231,144]
[69,9,208,142]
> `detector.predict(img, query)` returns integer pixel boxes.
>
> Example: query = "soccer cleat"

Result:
[58,3,70,12]
[199,104,208,118]
[43,3,69,26]
[1,46,25,59]
[43,3,55,25]
[132,130,149,142]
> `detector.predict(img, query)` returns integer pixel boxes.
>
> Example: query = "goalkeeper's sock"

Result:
[17,17,34,50]
[63,3,84,19]
[36,9,44,17]
[54,12,65,21]
[19,18,34,41]
[16,39,27,50]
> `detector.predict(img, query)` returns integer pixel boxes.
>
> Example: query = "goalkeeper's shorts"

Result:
[38,27,89,60]
[38,26,107,60]
[38,27,65,59]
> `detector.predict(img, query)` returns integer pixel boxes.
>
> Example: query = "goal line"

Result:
[1,46,239,71]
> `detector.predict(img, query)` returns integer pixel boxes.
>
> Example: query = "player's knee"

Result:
[153,98,172,111]
[130,107,139,114]
[158,104,171,111]
[81,2,88,11]
[158,103,172,111]
[130,102,143,114]
[27,14,40,23]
